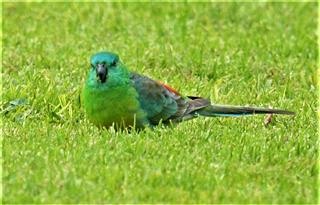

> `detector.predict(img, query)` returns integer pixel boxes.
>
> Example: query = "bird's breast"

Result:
[83,85,147,128]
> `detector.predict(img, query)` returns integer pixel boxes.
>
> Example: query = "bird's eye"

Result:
[111,60,117,67]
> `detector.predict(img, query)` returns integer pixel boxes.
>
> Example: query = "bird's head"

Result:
[90,51,119,83]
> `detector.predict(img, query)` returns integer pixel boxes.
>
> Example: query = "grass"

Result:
[2,2,318,204]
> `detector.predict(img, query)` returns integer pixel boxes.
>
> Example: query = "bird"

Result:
[82,51,294,129]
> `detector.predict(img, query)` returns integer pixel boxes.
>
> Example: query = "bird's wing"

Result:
[130,73,189,125]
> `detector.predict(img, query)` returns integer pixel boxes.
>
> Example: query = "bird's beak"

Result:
[96,64,107,83]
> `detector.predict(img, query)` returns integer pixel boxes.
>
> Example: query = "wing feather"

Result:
[130,73,211,124]
[130,73,183,125]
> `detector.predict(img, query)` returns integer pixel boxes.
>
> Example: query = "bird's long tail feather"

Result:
[197,104,295,117]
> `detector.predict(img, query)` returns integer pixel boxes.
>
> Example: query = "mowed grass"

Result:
[2,2,318,203]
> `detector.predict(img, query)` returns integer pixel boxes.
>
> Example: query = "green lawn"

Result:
[2,2,318,203]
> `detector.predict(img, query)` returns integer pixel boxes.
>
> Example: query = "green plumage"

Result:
[82,53,147,128]
[82,51,294,129]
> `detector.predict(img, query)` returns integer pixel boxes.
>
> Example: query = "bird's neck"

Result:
[86,66,131,90]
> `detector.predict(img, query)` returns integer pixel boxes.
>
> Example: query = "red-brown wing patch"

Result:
[158,81,181,96]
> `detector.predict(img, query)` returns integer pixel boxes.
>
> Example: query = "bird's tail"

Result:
[197,104,295,117]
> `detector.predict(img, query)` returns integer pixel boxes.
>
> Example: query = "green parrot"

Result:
[82,51,294,129]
